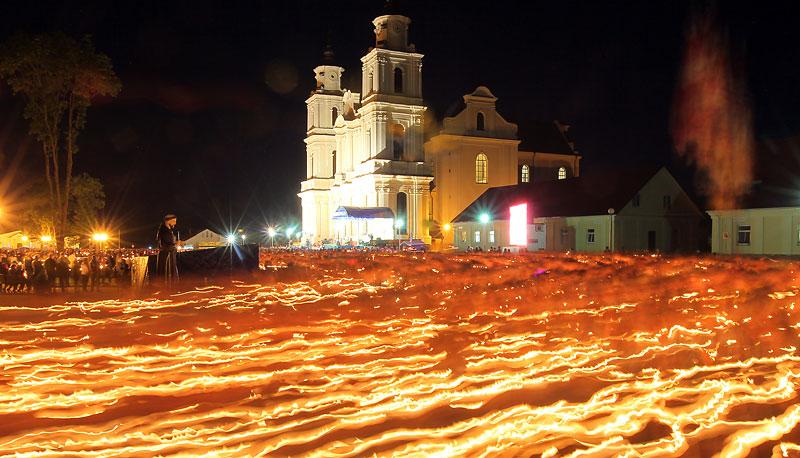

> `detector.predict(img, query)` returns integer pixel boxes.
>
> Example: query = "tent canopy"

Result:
[332,206,395,220]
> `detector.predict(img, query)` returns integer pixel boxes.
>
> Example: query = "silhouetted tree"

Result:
[0,32,120,248]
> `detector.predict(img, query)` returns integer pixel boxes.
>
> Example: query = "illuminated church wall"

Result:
[298,11,578,246]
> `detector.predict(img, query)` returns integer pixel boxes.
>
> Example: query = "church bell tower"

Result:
[359,8,425,162]
[305,45,345,179]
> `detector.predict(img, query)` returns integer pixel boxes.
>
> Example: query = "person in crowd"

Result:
[79,259,90,291]
[106,254,115,285]
[89,255,100,292]
[0,260,8,293]
[56,254,70,292]
[32,256,46,293]
[44,253,57,292]
[71,255,81,287]
[8,263,23,293]
[23,255,34,292]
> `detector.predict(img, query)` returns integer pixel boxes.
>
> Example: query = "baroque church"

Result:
[299,9,581,247]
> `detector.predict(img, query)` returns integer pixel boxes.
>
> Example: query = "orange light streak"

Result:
[1,252,799,456]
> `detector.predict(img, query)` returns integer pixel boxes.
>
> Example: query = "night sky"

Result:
[1,0,798,245]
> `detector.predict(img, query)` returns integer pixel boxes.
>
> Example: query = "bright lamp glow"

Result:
[93,233,108,241]
[267,227,276,237]
[226,235,235,243]
[443,224,451,231]
[21,236,28,242]
[479,213,490,224]
[41,236,52,242]
[286,228,294,238]
[395,219,404,229]
[509,203,528,246]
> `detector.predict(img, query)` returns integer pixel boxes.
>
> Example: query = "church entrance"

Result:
[647,231,656,251]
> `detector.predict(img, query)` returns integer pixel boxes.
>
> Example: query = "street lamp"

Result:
[286,228,294,247]
[607,208,615,253]
[267,227,276,247]
[394,219,404,249]
[93,233,108,252]
[479,213,490,251]
[226,234,236,244]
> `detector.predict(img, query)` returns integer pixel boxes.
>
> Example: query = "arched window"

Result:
[476,112,485,131]
[396,192,408,235]
[331,107,338,126]
[521,165,530,183]
[558,166,567,180]
[475,153,488,184]
[394,67,403,93]
[332,150,337,176]
[392,124,405,159]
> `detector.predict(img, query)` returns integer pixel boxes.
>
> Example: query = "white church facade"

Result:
[299,10,581,247]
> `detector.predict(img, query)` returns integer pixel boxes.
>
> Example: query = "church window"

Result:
[394,67,403,93]
[663,195,672,209]
[632,194,641,207]
[558,166,567,180]
[477,112,485,131]
[475,153,488,184]
[521,165,530,183]
[474,231,481,243]
[396,192,408,235]
[587,228,595,244]
[489,230,495,243]
[332,150,337,176]
[392,124,405,159]
[331,107,338,125]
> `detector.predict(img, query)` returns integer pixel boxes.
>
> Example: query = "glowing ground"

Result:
[2,252,800,457]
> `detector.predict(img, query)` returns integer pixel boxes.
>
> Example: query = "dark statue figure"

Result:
[156,214,179,286]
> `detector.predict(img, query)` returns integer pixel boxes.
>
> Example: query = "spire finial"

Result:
[322,43,335,65]
[383,0,400,15]
[322,31,335,65]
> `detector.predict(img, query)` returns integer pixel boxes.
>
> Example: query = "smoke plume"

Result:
[672,10,753,210]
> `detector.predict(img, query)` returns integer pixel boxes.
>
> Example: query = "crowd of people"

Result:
[0,248,155,294]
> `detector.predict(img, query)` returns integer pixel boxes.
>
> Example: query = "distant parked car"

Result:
[400,239,427,251]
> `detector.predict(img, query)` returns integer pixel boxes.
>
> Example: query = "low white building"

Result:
[451,167,705,253]
[0,231,39,250]
[706,135,800,256]
[183,229,227,250]
[707,207,800,255]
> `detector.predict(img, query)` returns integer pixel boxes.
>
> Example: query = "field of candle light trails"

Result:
[2,252,800,458]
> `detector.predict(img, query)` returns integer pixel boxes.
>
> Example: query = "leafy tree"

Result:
[68,173,105,234]
[18,174,105,239]
[0,32,120,249]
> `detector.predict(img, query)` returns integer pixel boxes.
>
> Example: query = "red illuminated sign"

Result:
[509,203,527,246]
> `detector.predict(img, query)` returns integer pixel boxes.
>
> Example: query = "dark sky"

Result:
[1,1,798,245]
